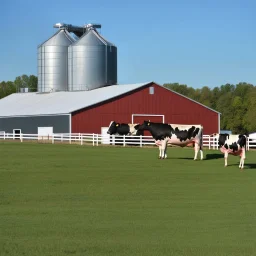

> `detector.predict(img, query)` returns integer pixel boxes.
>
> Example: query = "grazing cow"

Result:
[212,133,247,169]
[138,120,203,160]
[107,121,141,136]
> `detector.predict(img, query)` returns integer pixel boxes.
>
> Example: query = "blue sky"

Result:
[1,0,255,88]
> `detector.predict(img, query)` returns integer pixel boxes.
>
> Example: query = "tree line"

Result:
[1,75,255,134]
[0,75,37,99]
[163,82,256,134]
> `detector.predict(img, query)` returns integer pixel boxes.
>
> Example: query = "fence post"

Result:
[112,135,115,145]
[20,133,23,142]
[92,133,95,146]
[4,132,5,140]
[123,135,126,147]
[52,134,54,144]
[140,135,142,147]
[96,134,99,146]
[81,134,83,145]
[69,134,71,144]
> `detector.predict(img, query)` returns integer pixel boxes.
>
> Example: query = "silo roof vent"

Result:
[53,22,101,37]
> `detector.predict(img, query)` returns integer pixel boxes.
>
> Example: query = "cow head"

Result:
[107,121,120,135]
[137,120,151,131]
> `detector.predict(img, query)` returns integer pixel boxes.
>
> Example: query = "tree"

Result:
[244,87,256,133]
[230,96,245,133]
[14,75,38,92]
[215,92,233,130]
[0,81,16,99]
[199,86,212,108]
[163,82,256,134]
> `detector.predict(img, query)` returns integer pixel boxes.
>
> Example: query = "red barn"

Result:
[72,82,220,135]
[0,81,220,135]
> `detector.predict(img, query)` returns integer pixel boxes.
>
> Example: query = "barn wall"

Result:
[0,115,70,134]
[72,83,219,135]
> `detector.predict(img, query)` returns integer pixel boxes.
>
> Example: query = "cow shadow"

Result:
[205,153,223,160]
[173,157,194,160]
[166,154,222,160]
[227,163,256,169]
[246,163,256,169]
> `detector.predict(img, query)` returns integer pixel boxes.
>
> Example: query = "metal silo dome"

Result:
[68,26,117,91]
[37,28,76,93]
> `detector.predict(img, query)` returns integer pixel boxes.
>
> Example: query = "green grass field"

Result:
[1,141,256,256]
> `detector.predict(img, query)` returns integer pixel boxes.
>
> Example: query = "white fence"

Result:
[0,132,255,150]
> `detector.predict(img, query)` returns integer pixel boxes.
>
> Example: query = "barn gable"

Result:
[71,82,220,135]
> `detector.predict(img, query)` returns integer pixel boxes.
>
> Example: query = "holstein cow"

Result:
[138,120,204,160]
[107,121,141,136]
[212,133,247,169]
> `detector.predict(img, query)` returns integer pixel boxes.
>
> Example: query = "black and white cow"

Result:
[212,133,247,169]
[138,120,204,160]
[107,121,141,136]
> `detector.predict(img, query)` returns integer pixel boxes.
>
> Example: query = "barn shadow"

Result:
[205,153,223,160]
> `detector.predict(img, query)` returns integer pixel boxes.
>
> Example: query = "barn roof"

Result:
[0,81,220,117]
[0,82,151,117]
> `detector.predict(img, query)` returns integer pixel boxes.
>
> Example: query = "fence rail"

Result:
[0,132,255,150]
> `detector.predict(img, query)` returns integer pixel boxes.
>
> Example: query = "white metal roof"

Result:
[0,82,150,117]
[0,81,220,117]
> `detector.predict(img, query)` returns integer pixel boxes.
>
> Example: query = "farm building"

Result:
[0,81,220,136]
[0,23,220,136]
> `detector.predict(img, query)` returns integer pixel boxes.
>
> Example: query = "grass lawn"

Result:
[1,141,256,256]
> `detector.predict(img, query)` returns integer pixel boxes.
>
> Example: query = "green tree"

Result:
[216,92,233,130]
[163,83,190,96]
[163,82,256,134]
[244,87,256,133]
[229,96,245,133]
[199,86,212,108]
[0,81,16,99]
[14,74,37,92]
[28,75,38,92]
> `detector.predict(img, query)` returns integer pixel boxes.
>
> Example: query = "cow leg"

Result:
[160,140,165,159]
[200,144,203,160]
[194,143,199,160]
[239,148,246,170]
[224,151,228,167]
[160,140,167,159]
[154,140,161,159]
[239,157,243,169]
[164,145,168,159]
[158,145,161,159]
[200,149,203,160]
[163,139,168,159]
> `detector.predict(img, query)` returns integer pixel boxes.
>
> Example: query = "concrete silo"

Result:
[68,25,117,91]
[37,28,76,92]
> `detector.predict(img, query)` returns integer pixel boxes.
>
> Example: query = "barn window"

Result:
[149,87,154,95]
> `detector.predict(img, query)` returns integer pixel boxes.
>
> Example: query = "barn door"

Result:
[132,114,165,136]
